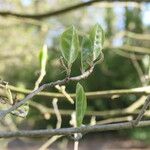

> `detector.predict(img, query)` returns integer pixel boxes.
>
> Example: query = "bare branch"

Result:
[38,135,63,150]
[132,96,150,126]
[130,53,147,85]
[125,96,147,113]
[29,101,51,119]
[0,66,94,119]
[96,116,133,125]
[55,85,74,104]
[0,120,150,138]
[38,98,63,150]
[1,84,150,100]
[0,0,148,20]
[114,30,150,41]
[52,98,62,129]
[106,45,150,54]
[29,101,150,118]
[70,66,94,81]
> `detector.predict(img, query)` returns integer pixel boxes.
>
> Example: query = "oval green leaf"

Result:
[81,36,93,72]
[89,24,105,61]
[76,83,87,127]
[60,26,79,66]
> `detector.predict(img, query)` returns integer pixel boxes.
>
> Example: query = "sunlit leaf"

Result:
[89,24,105,61]
[11,102,29,118]
[60,26,79,66]
[81,36,93,72]
[76,83,87,127]
[38,44,48,72]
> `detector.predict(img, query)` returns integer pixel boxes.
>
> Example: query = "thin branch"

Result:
[55,85,74,104]
[132,96,150,126]
[38,98,62,150]
[38,135,63,150]
[125,96,147,113]
[1,84,150,100]
[106,45,150,54]
[130,53,147,85]
[0,17,47,27]
[111,49,142,59]
[29,101,150,118]
[114,31,150,41]
[129,53,150,126]
[70,66,94,81]
[0,66,94,120]
[128,54,149,126]
[95,2,141,8]
[1,66,150,121]
[52,98,62,129]
[34,68,46,90]
[96,116,133,125]
[0,0,148,20]
[0,120,150,138]
[29,101,51,119]
[0,0,100,19]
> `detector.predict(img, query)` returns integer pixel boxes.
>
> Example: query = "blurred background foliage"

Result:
[0,0,150,142]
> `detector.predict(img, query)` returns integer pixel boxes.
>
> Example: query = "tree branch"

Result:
[115,30,150,41]
[0,67,94,120]
[0,0,149,20]
[125,96,147,113]
[96,116,133,125]
[106,45,150,54]
[1,84,150,100]
[29,101,150,118]
[0,120,150,138]
[37,98,63,150]
[132,96,150,126]
[130,53,147,85]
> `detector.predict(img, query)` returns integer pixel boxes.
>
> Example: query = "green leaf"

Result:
[89,24,105,61]
[11,102,29,118]
[38,44,48,72]
[76,83,87,127]
[81,37,93,72]
[60,26,79,66]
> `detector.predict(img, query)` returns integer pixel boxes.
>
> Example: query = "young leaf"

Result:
[76,83,87,127]
[39,44,48,73]
[60,26,79,66]
[89,24,105,61]
[35,45,48,90]
[11,102,29,118]
[81,36,93,72]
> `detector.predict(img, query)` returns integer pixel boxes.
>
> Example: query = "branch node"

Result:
[68,133,83,141]
[130,120,138,128]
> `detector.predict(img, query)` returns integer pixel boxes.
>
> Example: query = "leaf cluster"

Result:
[60,24,105,74]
